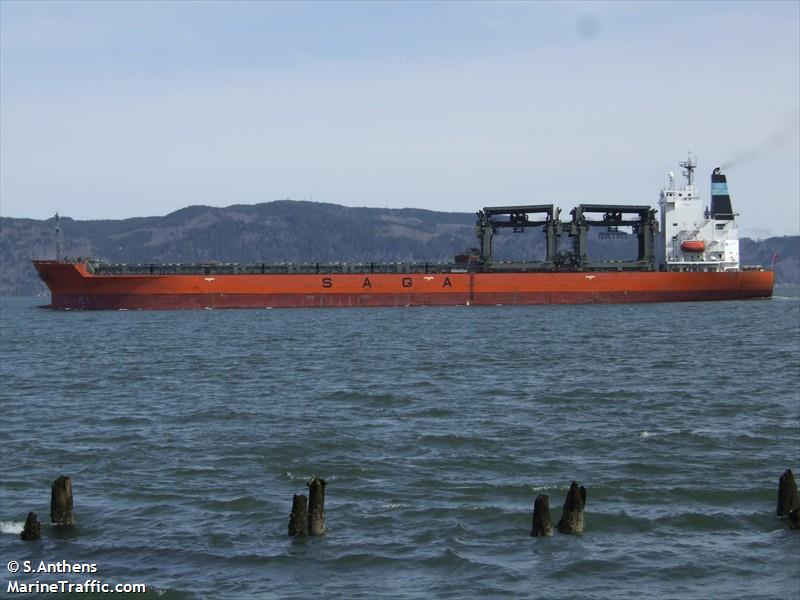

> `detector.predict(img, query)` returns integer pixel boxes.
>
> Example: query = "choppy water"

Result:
[1,292,799,599]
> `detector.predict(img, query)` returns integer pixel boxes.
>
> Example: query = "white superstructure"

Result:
[658,156,740,272]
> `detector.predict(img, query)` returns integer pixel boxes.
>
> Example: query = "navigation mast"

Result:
[54,212,62,261]
[679,154,697,186]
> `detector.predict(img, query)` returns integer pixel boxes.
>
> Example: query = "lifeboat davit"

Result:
[681,240,706,253]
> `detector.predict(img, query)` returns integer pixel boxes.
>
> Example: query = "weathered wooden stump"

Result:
[531,494,553,537]
[50,475,74,526]
[556,481,587,535]
[776,469,799,518]
[20,512,41,541]
[307,477,326,536]
[288,494,308,536]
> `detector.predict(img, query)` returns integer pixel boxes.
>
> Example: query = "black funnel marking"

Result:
[711,168,734,221]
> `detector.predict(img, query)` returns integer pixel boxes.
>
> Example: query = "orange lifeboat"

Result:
[681,240,706,253]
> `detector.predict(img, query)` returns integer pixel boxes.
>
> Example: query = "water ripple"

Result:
[1,293,799,598]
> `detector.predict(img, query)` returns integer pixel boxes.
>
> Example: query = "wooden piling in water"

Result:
[531,494,553,537]
[308,477,326,536]
[50,475,74,526]
[556,481,587,535]
[20,512,41,541]
[776,469,799,518]
[288,494,308,536]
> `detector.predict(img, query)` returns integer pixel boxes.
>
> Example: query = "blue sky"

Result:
[1,0,798,237]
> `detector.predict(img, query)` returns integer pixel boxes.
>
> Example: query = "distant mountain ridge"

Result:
[1,200,798,296]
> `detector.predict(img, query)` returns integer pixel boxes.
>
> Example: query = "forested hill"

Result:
[1,200,798,295]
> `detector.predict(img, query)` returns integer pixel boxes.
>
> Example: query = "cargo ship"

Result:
[33,159,774,310]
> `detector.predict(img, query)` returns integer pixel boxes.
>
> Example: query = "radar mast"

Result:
[679,154,697,186]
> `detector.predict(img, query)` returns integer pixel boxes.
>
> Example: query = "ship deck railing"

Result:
[81,258,661,276]
[89,261,467,276]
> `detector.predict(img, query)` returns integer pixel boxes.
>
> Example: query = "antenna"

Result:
[679,153,697,186]
[54,212,62,261]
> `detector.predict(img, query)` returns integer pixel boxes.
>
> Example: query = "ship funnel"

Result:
[710,168,734,220]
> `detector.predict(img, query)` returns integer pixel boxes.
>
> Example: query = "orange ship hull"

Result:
[32,261,775,310]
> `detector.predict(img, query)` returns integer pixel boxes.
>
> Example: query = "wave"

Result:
[638,427,685,438]
[381,502,410,510]
[0,521,24,534]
